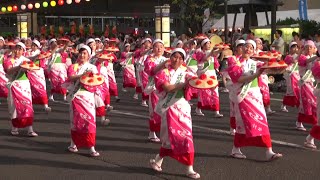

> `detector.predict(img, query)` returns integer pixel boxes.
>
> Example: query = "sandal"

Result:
[213,113,224,118]
[101,119,110,126]
[230,153,247,159]
[67,146,78,153]
[90,151,100,157]
[186,172,201,179]
[149,159,162,172]
[304,142,317,150]
[267,153,283,162]
[27,131,38,137]
[296,127,307,131]
[149,137,161,143]
[10,130,19,136]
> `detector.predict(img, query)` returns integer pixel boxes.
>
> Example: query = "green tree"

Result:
[172,0,221,35]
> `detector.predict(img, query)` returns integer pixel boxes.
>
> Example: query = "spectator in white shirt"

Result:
[271,30,285,56]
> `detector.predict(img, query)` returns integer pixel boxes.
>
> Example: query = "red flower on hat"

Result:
[210,76,216,79]
[191,76,197,80]
[278,60,285,65]
[259,52,264,56]
[207,80,213,85]
[196,80,202,85]
[199,74,207,80]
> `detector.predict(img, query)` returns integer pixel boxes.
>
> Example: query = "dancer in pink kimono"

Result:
[255,38,275,114]
[137,38,153,107]
[0,54,8,98]
[144,39,168,143]
[296,40,318,131]
[120,43,136,91]
[89,52,111,125]
[47,39,70,101]
[150,48,200,179]
[133,46,143,100]
[281,42,300,112]
[26,40,51,112]
[105,47,120,102]
[226,39,245,135]
[66,45,101,157]
[304,55,320,149]
[185,40,198,100]
[3,42,38,137]
[228,40,282,161]
[194,38,223,117]
[0,36,9,98]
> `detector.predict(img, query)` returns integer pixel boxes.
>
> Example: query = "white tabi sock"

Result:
[154,154,164,167]
[266,147,276,158]
[11,127,18,132]
[90,146,96,153]
[306,134,315,144]
[231,146,243,155]
[148,131,158,139]
[186,165,196,174]
[70,139,76,148]
[27,126,34,133]
[296,121,304,128]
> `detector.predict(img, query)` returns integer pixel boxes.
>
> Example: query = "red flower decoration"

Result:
[271,50,276,53]
[29,64,34,67]
[199,74,207,80]
[210,76,216,79]
[22,61,27,65]
[88,79,94,83]
[97,77,102,81]
[196,80,202,85]
[191,76,197,80]
[270,58,277,62]
[88,72,94,77]
[267,52,272,56]
[278,60,285,65]
[207,80,213,85]
[268,61,274,66]
[81,76,86,80]
[259,52,264,56]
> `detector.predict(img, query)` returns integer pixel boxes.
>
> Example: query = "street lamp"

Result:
[154,4,170,47]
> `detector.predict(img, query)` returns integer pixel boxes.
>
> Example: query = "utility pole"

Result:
[224,0,228,42]
[271,0,277,43]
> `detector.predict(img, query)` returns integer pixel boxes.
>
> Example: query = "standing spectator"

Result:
[315,30,320,49]
[271,30,285,56]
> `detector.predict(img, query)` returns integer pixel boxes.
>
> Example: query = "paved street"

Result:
[1,78,320,180]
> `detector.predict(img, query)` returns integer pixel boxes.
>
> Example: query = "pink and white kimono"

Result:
[282,54,300,107]
[308,64,320,140]
[48,52,70,95]
[3,55,34,128]
[26,50,48,105]
[144,55,167,132]
[94,60,109,116]
[155,65,195,165]
[0,54,9,98]
[106,53,118,96]
[297,55,317,125]
[195,51,220,111]
[226,56,242,130]
[134,49,143,94]
[137,49,152,101]
[184,50,198,99]
[67,62,100,148]
[258,73,271,107]
[120,52,136,88]
[228,59,272,148]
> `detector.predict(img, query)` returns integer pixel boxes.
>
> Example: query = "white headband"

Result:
[79,44,92,55]
[86,38,95,45]
[201,38,210,47]
[171,48,186,60]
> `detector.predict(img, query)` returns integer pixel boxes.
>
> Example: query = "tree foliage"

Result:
[171,0,221,34]
[277,18,320,37]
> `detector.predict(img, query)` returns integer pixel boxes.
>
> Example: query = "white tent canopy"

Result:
[213,9,320,29]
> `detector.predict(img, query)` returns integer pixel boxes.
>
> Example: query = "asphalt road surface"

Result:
[1,79,320,180]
